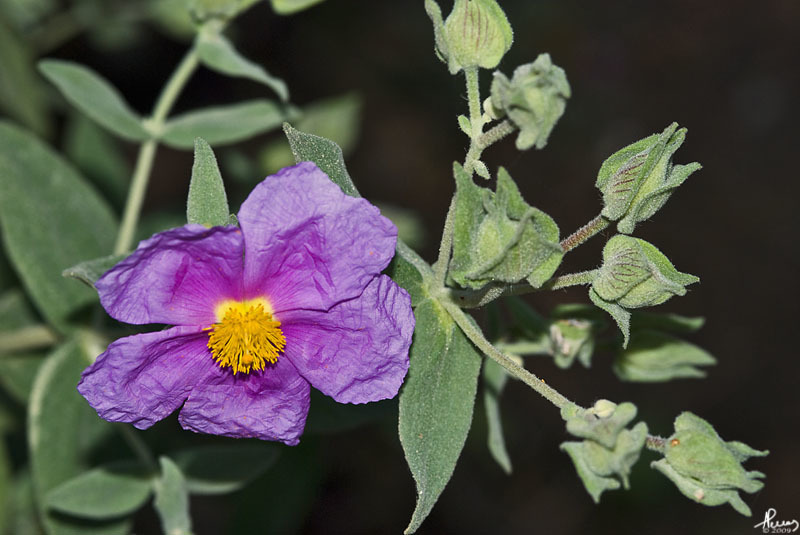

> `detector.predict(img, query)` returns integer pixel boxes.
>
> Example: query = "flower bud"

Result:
[425,0,513,74]
[491,53,570,150]
[596,123,701,234]
[549,318,594,369]
[651,412,768,516]
[593,235,698,310]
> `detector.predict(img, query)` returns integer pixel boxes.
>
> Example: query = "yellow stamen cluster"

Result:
[207,299,286,375]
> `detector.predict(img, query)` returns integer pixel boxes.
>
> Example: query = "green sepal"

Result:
[38,60,149,141]
[595,123,701,234]
[189,0,259,21]
[424,0,453,72]
[442,0,513,73]
[450,165,562,290]
[187,138,230,227]
[613,330,715,382]
[490,53,570,150]
[589,287,631,347]
[457,115,471,136]
[561,401,647,502]
[593,235,698,308]
[45,460,152,520]
[161,100,287,149]
[196,30,288,101]
[653,412,767,516]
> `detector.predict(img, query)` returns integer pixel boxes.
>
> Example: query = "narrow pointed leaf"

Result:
[63,253,128,289]
[187,139,230,227]
[197,32,288,101]
[283,122,358,196]
[398,298,482,534]
[38,60,148,141]
[161,100,286,149]
[483,359,512,474]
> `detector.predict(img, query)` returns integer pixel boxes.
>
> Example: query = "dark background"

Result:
[36,0,800,533]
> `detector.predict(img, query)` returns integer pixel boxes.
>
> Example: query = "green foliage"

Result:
[29,340,127,535]
[450,164,562,290]
[490,53,571,150]
[427,0,513,74]
[46,461,152,520]
[154,457,193,535]
[590,235,698,346]
[0,16,48,136]
[283,122,360,197]
[161,100,288,148]
[0,122,118,329]
[62,254,128,289]
[171,443,280,495]
[0,289,46,403]
[38,60,149,141]
[187,139,231,227]
[613,330,716,382]
[196,30,288,101]
[561,401,647,502]
[398,297,482,534]
[596,123,701,234]
[652,412,768,516]
[270,0,327,15]
[483,358,512,474]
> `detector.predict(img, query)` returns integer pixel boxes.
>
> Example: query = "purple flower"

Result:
[78,162,414,445]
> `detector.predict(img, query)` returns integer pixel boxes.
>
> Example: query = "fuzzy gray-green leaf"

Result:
[483,358,512,474]
[46,461,152,520]
[613,330,716,382]
[38,60,148,141]
[154,457,192,535]
[283,122,359,197]
[162,100,285,149]
[62,253,128,289]
[187,138,230,227]
[398,298,482,534]
[0,122,118,329]
[196,31,288,101]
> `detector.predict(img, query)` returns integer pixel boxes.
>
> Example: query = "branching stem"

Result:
[561,214,610,253]
[113,47,200,255]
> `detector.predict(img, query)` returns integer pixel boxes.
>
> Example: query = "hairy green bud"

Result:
[652,412,768,516]
[425,0,513,74]
[491,53,571,150]
[596,123,701,234]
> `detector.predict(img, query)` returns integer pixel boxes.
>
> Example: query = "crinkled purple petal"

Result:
[179,356,310,445]
[280,275,413,404]
[77,326,214,429]
[238,162,397,313]
[97,225,244,326]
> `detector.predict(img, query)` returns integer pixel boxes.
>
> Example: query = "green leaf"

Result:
[29,340,128,535]
[0,16,49,136]
[630,311,705,334]
[261,93,361,171]
[457,115,471,136]
[62,253,128,289]
[0,290,46,402]
[613,330,716,382]
[196,31,288,101]
[187,138,230,227]
[283,122,359,197]
[398,298,482,534]
[589,287,631,347]
[154,457,192,535]
[46,461,152,520]
[483,358,511,474]
[171,444,280,495]
[64,115,130,207]
[161,100,286,149]
[269,0,326,15]
[38,60,148,141]
[0,122,118,329]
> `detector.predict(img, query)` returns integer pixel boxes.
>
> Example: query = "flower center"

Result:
[207,299,286,375]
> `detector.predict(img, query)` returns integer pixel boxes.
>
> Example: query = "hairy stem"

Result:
[443,300,579,412]
[433,196,457,287]
[541,269,599,290]
[645,434,668,454]
[477,119,515,150]
[561,214,610,253]
[462,66,483,175]
[113,47,200,255]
